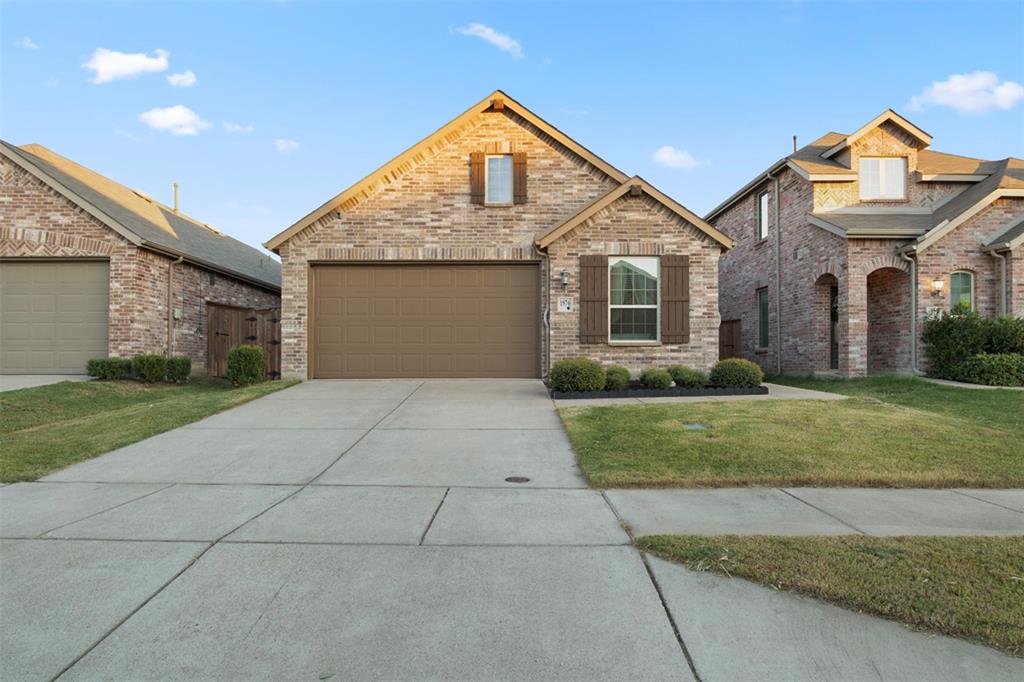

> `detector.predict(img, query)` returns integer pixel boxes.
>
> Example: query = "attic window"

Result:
[859,157,906,200]
[486,155,513,204]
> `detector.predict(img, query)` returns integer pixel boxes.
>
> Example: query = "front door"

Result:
[829,285,839,370]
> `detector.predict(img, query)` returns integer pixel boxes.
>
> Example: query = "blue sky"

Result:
[3,1,1023,255]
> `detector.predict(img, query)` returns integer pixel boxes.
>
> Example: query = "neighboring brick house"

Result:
[264,91,733,379]
[0,142,281,375]
[708,110,1023,377]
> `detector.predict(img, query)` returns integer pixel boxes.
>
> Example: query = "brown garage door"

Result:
[311,263,540,378]
[0,260,109,374]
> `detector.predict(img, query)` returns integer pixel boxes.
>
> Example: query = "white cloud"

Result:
[83,48,169,84]
[455,23,524,59]
[166,70,197,88]
[909,71,1024,114]
[223,121,255,134]
[274,138,299,153]
[652,145,701,170]
[138,105,211,136]
[15,37,39,49]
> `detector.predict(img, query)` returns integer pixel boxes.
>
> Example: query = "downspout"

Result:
[766,170,782,375]
[533,244,551,377]
[167,255,184,356]
[989,250,1007,316]
[900,251,918,374]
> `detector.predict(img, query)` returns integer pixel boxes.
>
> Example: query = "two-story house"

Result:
[709,110,1023,377]
[263,91,733,379]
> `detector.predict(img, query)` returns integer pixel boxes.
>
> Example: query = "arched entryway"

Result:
[813,273,840,372]
[866,267,911,374]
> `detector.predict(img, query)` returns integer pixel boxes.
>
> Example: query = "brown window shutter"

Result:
[513,152,527,204]
[470,152,485,205]
[661,255,690,344]
[579,255,608,344]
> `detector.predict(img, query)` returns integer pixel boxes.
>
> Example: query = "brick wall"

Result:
[1,155,279,373]
[547,194,722,373]
[278,108,723,378]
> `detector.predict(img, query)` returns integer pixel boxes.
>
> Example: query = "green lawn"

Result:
[1,378,298,482]
[559,377,1024,488]
[637,535,1024,657]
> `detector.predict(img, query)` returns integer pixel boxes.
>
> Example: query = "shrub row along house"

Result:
[264,91,733,379]
[709,110,1023,377]
[0,142,280,376]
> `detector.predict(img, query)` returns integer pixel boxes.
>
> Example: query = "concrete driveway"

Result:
[2,379,1021,681]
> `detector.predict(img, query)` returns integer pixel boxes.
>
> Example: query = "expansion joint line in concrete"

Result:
[52,382,430,680]
[777,488,868,535]
[599,490,703,682]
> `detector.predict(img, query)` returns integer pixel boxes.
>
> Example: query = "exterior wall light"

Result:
[931,277,944,294]
[560,270,570,289]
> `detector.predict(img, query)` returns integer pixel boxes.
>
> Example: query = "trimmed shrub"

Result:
[667,365,706,389]
[548,358,605,392]
[923,309,1024,379]
[132,354,167,383]
[954,353,1024,387]
[166,357,192,384]
[922,308,990,379]
[989,316,1024,355]
[86,357,132,381]
[709,358,764,388]
[639,368,673,389]
[226,344,267,387]
[604,365,631,391]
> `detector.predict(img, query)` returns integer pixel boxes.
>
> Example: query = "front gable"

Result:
[265,91,629,252]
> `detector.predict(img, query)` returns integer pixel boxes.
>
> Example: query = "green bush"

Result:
[709,358,764,388]
[639,368,673,389]
[989,316,1024,355]
[132,354,167,383]
[954,353,1024,387]
[166,357,192,383]
[226,345,267,387]
[667,365,706,388]
[604,365,631,391]
[923,309,1024,379]
[86,357,132,380]
[548,358,605,392]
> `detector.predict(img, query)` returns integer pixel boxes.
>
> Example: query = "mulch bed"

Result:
[549,385,768,399]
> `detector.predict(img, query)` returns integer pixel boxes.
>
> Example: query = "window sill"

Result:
[754,237,770,246]
[607,341,662,346]
[755,347,770,354]
[483,202,515,208]
[859,198,909,204]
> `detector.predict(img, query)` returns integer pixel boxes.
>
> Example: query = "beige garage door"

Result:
[311,263,540,378]
[0,260,109,374]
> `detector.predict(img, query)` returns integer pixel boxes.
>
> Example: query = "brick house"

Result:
[264,91,733,379]
[0,142,281,375]
[708,110,1023,377]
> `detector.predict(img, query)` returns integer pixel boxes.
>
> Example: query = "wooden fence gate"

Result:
[719,319,741,360]
[207,304,281,379]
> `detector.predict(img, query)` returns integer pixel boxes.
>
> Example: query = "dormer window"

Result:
[485,155,514,205]
[859,157,906,200]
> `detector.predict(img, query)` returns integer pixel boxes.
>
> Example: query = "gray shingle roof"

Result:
[2,141,280,290]
[809,212,934,236]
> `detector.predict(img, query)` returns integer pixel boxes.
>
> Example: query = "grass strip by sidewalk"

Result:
[1,378,297,482]
[637,535,1024,657]
[559,397,1024,488]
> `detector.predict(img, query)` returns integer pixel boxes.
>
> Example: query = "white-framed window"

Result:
[859,157,907,200]
[485,154,513,204]
[950,271,974,311]
[757,191,770,240]
[609,256,659,342]
[757,287,769,348]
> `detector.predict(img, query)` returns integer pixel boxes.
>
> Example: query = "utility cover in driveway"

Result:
[311,263,540,378]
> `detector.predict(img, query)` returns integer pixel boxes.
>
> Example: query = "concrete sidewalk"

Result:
[0,374,93,392]
[554,382,847,406]
[2,378,1021,681]
[605,487,1024,537]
